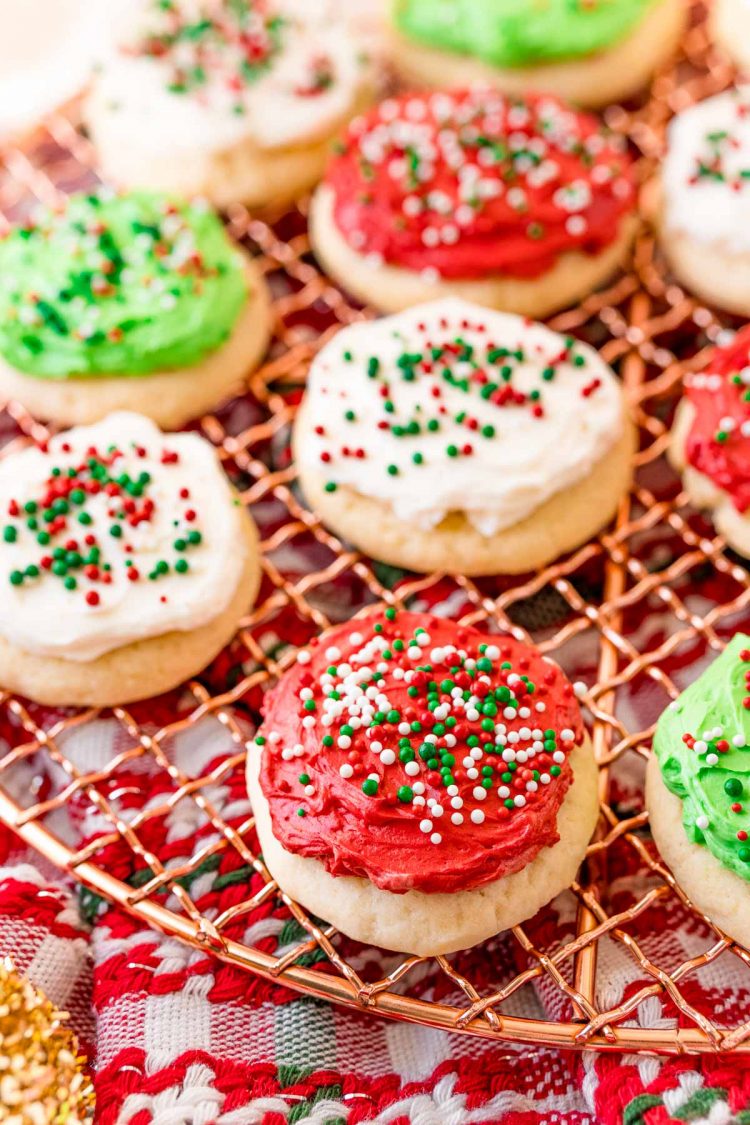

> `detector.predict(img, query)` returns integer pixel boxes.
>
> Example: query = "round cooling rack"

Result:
[3,1,750,1055]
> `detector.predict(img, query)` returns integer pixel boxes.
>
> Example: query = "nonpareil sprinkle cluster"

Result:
[313,314,598,490]
[257,610,580,846]
[327,89,634,279]
[683,327,750,512]
[688,94,750,189]
[5,195,219,348]
[674,646,750,859]
[132,0,284,108]
[2,439,202,607]
[0,190,247,378]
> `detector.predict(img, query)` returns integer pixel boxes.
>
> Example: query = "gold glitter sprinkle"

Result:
[0,958,94,1124]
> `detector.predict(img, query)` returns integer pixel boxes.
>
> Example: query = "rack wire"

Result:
[2,0,749,1054]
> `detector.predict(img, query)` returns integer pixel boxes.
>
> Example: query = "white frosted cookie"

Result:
[660,86,750,315]
[0,413,260,707]
[84,0,374,211]
[247,610,598,955]
[294,298,634,575]
[0,190,270,429]
[309,87,638,317]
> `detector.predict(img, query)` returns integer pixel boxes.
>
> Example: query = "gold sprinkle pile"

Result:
[0,958,94,1124]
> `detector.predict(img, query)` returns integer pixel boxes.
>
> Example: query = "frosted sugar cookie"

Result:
[648,634,750,948]
[294,298,635,575]
[389,0,686,110]
[0,413,260,707]
[84,0,374,211]
[309,88,638,317]
[670,326,750,556]
[247,609,598,955]
[0,189,270,428]
[660,86,750,315]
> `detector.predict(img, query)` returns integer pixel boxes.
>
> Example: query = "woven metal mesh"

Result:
[1,1,749,1053]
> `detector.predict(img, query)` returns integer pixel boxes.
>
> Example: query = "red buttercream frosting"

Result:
[256,610,584,894]
[324,88,636,281]
[684,326,750,512]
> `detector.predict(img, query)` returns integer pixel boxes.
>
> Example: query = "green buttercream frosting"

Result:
[394,0,655,68]
[654,634,750,881]
[0,190,248,379]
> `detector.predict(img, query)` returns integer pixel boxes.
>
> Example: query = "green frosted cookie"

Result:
[0,190,247,378]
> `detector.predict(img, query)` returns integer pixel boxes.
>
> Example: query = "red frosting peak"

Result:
[684,326,750,512]
[325,88,636,281]
[256,611,584,894]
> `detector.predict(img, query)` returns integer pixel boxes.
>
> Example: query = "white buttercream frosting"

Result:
[662,85,750,251]
[89,0,372,155]
[0,413,248,662]
[298,299,625,536]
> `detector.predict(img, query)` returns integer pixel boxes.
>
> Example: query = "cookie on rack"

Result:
[712,0,750,74]
[659,86,750,316]
[247,609,598,955]
[309,87,638,318]
[0,189,271,429]
[669,326,750,555]
[84,0,374,212]
[0,412,260,707]
[388,0,686,110]
[647,634,750,948]
[294,298,635,575]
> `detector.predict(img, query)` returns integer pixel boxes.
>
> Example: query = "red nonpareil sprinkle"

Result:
[85,591,100,607]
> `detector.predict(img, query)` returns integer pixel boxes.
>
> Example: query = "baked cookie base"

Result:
[712,0,750,73]
[669,400,750,557]
[85,90,373,213]
[0,256,271,431]
[294,405,635,576]
[0,514,261,708]
[309,184,638,318]
[247,735,598,956]
[647,753,750,948]
[658,218,750,317]
[388,0,686,109]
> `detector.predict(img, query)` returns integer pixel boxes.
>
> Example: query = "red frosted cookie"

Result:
[247,609,598,954]
[670,326,750,555]
[309,87,637,317]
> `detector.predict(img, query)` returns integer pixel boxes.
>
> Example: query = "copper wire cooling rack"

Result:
[2,3,750,1055]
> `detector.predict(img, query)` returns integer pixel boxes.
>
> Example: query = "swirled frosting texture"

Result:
[682,326,750,513]
[0,190,247,379]
[90,0,371,154]
[0,413,248,662]
[394,0,655,68]
[257,610,584,894]
[654,634,750,882]
[299,298,624,535]
[325,88,635,280]
[662,86,750,252]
